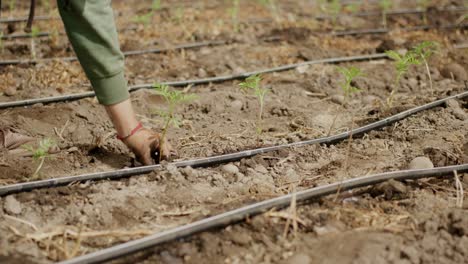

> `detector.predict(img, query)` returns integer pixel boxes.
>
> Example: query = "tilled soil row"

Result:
[0,97,467,263]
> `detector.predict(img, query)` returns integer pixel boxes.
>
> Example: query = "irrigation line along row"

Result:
[1,21,466,66]
[0,53,388,110]
[60,163,468,264]
[1,90,467,197]
[0,40,227,65]
[2,6,466,24]
[2,5,467,40]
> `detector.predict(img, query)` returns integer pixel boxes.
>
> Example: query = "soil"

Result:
[0,0,467,263]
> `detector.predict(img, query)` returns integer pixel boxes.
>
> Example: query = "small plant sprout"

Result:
[379,0,392,28]
[154,83,197,160]
[417,0,430,25]
[239,74,269,134]
[152,0,162,11]
[9,0,16,17]
[337,66,364,99]
[228,0,241,32]
[258,0,280,23]
[24,138,56,178]
[327,66,363,136]
[412,41,438,95]
[328,0,342,28]
[385,49,421,106]
[0,33,4,54]
[345,2,361,14]
[132,12,154,28]
[30,26,41,59]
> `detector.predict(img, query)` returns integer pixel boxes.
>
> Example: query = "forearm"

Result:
[58,0,129,105]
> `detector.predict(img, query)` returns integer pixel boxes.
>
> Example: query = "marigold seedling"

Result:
[154,83,197,160]
[328,0,342,28]
[0,33,4,54]
[385,49,421,106]
[228,0,240,32]
[152,0,161,11]
[132,12,153,28]
[24,138,56,178]
[336,66,363,98]
[9,0,16,16]
[412,41,438,95]
[258,0,280,23]
[328,66,363,136]
[379,0,392,28]
[30,26,41,59]
[239,74,269,134]
[417,0,430,25]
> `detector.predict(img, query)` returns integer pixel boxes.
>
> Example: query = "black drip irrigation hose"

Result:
[58,163,468,264]
[0,40,227,65]
[0,15,51,23]
[1,20,466,66]
[331,23,468,36]
[0,53,388,110]
[1,90,467,197]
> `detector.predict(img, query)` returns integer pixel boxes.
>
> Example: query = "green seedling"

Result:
[132,12,154,28]
[24,138,56,178]
[337,66,363,98]
[228,0,241,32]
[417,0,430,25]
[345,2,361,14]
[328,0,342,28]
[379,0,392,28]
[385,49,421,106]
[9,0,16,16]
[239,74,269,134]
[154,83,197,160]
[327,66,363,136]
[42,0,51,15]
[0,33,4,54]
[30,26,41,59]
[152,0,161,11]
[172,6,185,24]
[258,0,280,23]
[412,41,438,95]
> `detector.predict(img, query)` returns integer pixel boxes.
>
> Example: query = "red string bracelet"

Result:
[117,122,143,141]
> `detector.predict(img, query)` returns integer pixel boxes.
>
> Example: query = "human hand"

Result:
[123,128,175,165]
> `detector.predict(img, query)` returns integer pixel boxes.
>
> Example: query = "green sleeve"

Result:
[58,0,129,105]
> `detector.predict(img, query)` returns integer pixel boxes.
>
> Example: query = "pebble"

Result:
[445,99,467,120]
[285,168,300,182]
[441,63,467,81]
[230,232,252,245]
[254,165,268,174]
[4,86,17,96]
[331,95,345,105]
[4,196,22,215]
[182,166,198,179]
[221,164,239,174]
[409,157,434,170]
[283,253,311,264]
[230,100,243,111]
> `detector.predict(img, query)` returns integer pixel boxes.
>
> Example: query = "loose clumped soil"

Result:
[0,0,467,263]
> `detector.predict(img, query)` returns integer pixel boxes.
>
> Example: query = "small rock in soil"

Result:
[283,253,311,264]
[4,196,22,215]
[229,100,243,111]
[409,157,434,170]
[4,86,17,96]
[440,63,467,81]
[373,179,408,200]
[331,95,345,105]
[445,99,467,120]
[230,231,252,245]
[221,164,239,174]
[160,251,183,264]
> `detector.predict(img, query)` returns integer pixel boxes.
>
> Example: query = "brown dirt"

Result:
[0,0,467,263]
